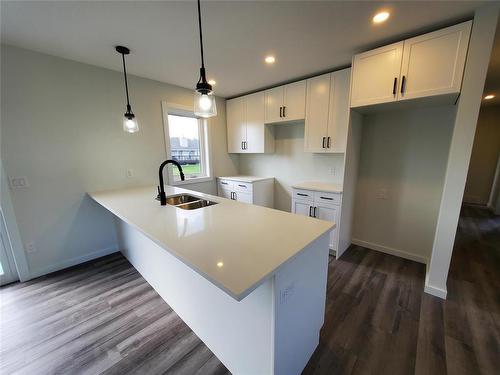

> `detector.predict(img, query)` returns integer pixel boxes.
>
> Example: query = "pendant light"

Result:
[116,45,139,133]
[194,0,217,118]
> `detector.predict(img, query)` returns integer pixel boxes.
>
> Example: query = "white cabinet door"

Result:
[292,199,312,217]
[265,86,284,124]
[226,97,246,153]
[399,21,472,101]
[326,68,351,153]
[315,204,338,250]
[235,191,253,204]
[219,188,233,200]
[350,41,404,108]
[305,74,330,153]
[283,80,306,122]
[245,92,266,153]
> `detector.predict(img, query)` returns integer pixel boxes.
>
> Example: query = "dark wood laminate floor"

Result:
[1,205,499,374]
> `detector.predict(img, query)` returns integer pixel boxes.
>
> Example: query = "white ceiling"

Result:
[1,1,489,98]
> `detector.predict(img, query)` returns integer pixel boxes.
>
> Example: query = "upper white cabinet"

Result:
[399,22,472,101]
[351,21,472,108]
[227,92,274,154]
[265,80,306,124]
[350,42,404,108]
[305,68,351,153]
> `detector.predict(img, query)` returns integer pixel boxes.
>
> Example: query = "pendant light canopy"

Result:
[116,45,139,133]
[194,0,217,118]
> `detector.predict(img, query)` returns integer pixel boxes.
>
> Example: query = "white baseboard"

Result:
[424,282,447,299]
[351,238,428,264]
[28,245,119,280]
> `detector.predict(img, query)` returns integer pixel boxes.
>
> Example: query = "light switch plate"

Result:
[9,176,29,189]
[126,169,135,178]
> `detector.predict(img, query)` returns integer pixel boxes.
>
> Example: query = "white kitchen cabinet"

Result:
[351,21,472,109]
[304,68,351,153]
[350,42,404,108]
[218,176,274,208]
[226,92,274,154]
[265,80,306,124]
[399,21,472,101]
[291,186,343,257]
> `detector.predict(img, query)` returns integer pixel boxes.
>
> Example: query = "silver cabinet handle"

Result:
[327,137,331,148]
[309,206,313,217]
[297,193,309,197]
[313,207,317,217]
[238,184,246,188]
[283,106,286,117]
[322,137,326,148]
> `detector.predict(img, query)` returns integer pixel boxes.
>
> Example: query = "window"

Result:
[163,105,211,184]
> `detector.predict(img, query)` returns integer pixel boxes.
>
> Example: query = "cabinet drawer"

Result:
[293,189,314,201]
[314,191,341,205]
[233,181,253,193]
[218,179,233,191]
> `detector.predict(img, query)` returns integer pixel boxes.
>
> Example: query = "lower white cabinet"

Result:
[217,177,274,208]
[291,188,341,255]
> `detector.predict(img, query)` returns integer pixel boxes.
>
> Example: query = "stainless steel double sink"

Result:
[165,194,217,210]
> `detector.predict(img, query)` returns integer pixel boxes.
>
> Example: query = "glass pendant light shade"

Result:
[194,90,217,118]
[123,114,139,133]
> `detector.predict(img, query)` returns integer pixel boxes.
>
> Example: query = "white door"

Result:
[283,80,306,121]
[292,199,312,217]
[326,68,351,153]
[304,74,330,153]
[226,97,246,153]
[235,191,253,204]
[245,92,265,153]
[264,86,284,124]
[399,21,472,101]
[350,41,404,108]
[315,204,338,251]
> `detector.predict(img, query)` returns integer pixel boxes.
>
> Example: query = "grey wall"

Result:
[463,104,500,205]
[239,123,345,212]
[1,45,238,277]
[352,106,456,262]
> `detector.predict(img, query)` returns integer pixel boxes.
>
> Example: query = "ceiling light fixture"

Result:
[484,94,495,100]
[373,11,390,24]
[116,46,139,133]
[265,55,276,64]
[194,0,217,118]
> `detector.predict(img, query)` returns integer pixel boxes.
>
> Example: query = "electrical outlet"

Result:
[126,169,135,178]
[376,188,388,200]
[25,241,36,253]
[9,176,29,189]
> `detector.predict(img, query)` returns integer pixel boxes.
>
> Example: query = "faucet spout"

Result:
[158,159,185,205]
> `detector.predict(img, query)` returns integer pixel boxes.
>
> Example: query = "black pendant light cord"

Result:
[121,52,132,112]
[197,0,205,70]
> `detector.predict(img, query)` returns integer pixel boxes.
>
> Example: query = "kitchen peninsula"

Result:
[90,185,334,375]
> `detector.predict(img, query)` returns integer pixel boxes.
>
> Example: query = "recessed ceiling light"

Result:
[208,79,216,85]
[373,11,390,24]
[484,94,495,100]
[265,56,276,64]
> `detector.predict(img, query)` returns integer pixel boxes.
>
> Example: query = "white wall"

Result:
[1,45,238,278]
[239,123,345,212]
[352,106,456,263]
[463,104,500,205]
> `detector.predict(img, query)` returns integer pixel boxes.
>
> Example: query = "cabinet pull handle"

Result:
[313,207,317,218]
[234,192,237,200]
[401,75,406,94]
[327,137,331,148]
[297,193,308,197]
[244,141,247,150]
[309,206,313,217]
[238,184,246,188]
[283,106,286,117]
[320,196,333,200]
[322,137,326,148]
[393,77,397,95]
[221,182,228,185]
[279,106,283,118]
[241,141,244,150]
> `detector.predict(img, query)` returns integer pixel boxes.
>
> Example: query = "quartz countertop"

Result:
[89,185,333,301]
[292,181,343,193]
[217,176,274,183]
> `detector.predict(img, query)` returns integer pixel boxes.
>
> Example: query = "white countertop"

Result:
[292,181,343,193]
[89,185,333,301]
[217,176,274,183]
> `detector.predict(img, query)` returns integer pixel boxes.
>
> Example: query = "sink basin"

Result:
[176,199,218,210]
[165,194,201,206]
[165,194,217,210]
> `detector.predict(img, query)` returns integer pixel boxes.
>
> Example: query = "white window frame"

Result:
[161,101,213,186]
